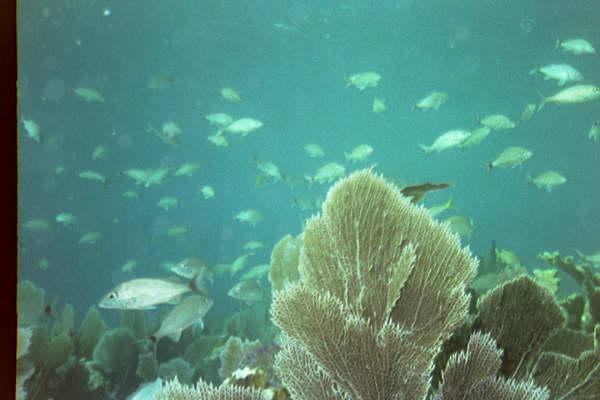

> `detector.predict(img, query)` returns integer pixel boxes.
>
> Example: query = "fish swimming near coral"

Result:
[151,294,213,343]
[98,278,199,310]
[400,182,452,204]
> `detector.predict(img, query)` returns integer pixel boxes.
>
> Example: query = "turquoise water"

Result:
[17,1,599,398]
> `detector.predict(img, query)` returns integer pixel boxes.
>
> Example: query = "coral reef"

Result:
[436,331,550,400]
[271,169,480,399]
[155,376,264,400]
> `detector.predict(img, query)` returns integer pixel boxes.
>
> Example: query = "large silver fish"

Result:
[98,278,195,310]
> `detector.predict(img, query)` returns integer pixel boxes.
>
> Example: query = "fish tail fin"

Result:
[411,104,417,111]
[554,37,561,50]
[485,161,493,173]
[418,144,431,154]
[525,173,533,184]
[446,197,455,210]
[303,174,314,186]
[536,90,547,111]
[475,115,482,125]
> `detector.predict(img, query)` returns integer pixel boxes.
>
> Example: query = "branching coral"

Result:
[271,169,479,399]
[155,376,264,400]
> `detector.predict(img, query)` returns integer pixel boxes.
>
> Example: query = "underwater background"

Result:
[17,1,600,399]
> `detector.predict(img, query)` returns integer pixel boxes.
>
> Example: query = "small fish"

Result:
[124,168,169,188]
[74,87,104,102]
[121,259,137,272]
[221,87,241,102]
[22,219,51,231]
[148,73,174,90]
[243,241,264,251]
[539,85,600,110]
[556,38,596,55]
[98,278,197,310]
[428,197,455,218]
[344,144,374,163]
[227,279,264,304]
[200,185,215,199]
[220,118,263,136]
[207,133,229,147]
[79,231,102,244]
[149,122,182,147]
[92,145,107,160]
[309,162,346,184]
[303,143,325,158]
[273,21,301,33]
[496,248,521,267]
[372,98,386,113]
[478,114,516,130]
[414,91,448,111]
[487,146,533,172]
[520,103,537,122]
[459,127,491,149]
[527,171,566,192]
[235,209,264,226]
[54,165,66,175]
[240,264,270,281]
[174,163,200,177]
[229,254,251,276]
[55,213,76,226]
[443,215,473,239]
[420,130,471,154]
[157,196,179,210]
[205,113,233,127]
[21,118,41,143]
[122,189,140,199]
[588,121,599,142]
[400,182,451,203]
[167,225,190,237]
[151,294,213,342]
[171,257,213,282]
[255,158,285,182]
[78,170,107,183]
[531,64,583,86]
[346,71,381,90]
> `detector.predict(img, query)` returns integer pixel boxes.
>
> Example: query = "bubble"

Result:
[43,78,66,102]
[520,18,537,33]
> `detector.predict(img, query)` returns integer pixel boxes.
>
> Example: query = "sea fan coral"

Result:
[271,169,478,399]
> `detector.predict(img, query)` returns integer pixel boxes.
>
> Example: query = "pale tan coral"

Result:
[155,376,264,400]
[271,169,478,400]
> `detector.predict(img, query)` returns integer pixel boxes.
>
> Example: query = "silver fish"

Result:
[152,294,213,342]
[98,278,195,310]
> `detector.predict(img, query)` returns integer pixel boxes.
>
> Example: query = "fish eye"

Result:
[108,292,116,299]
